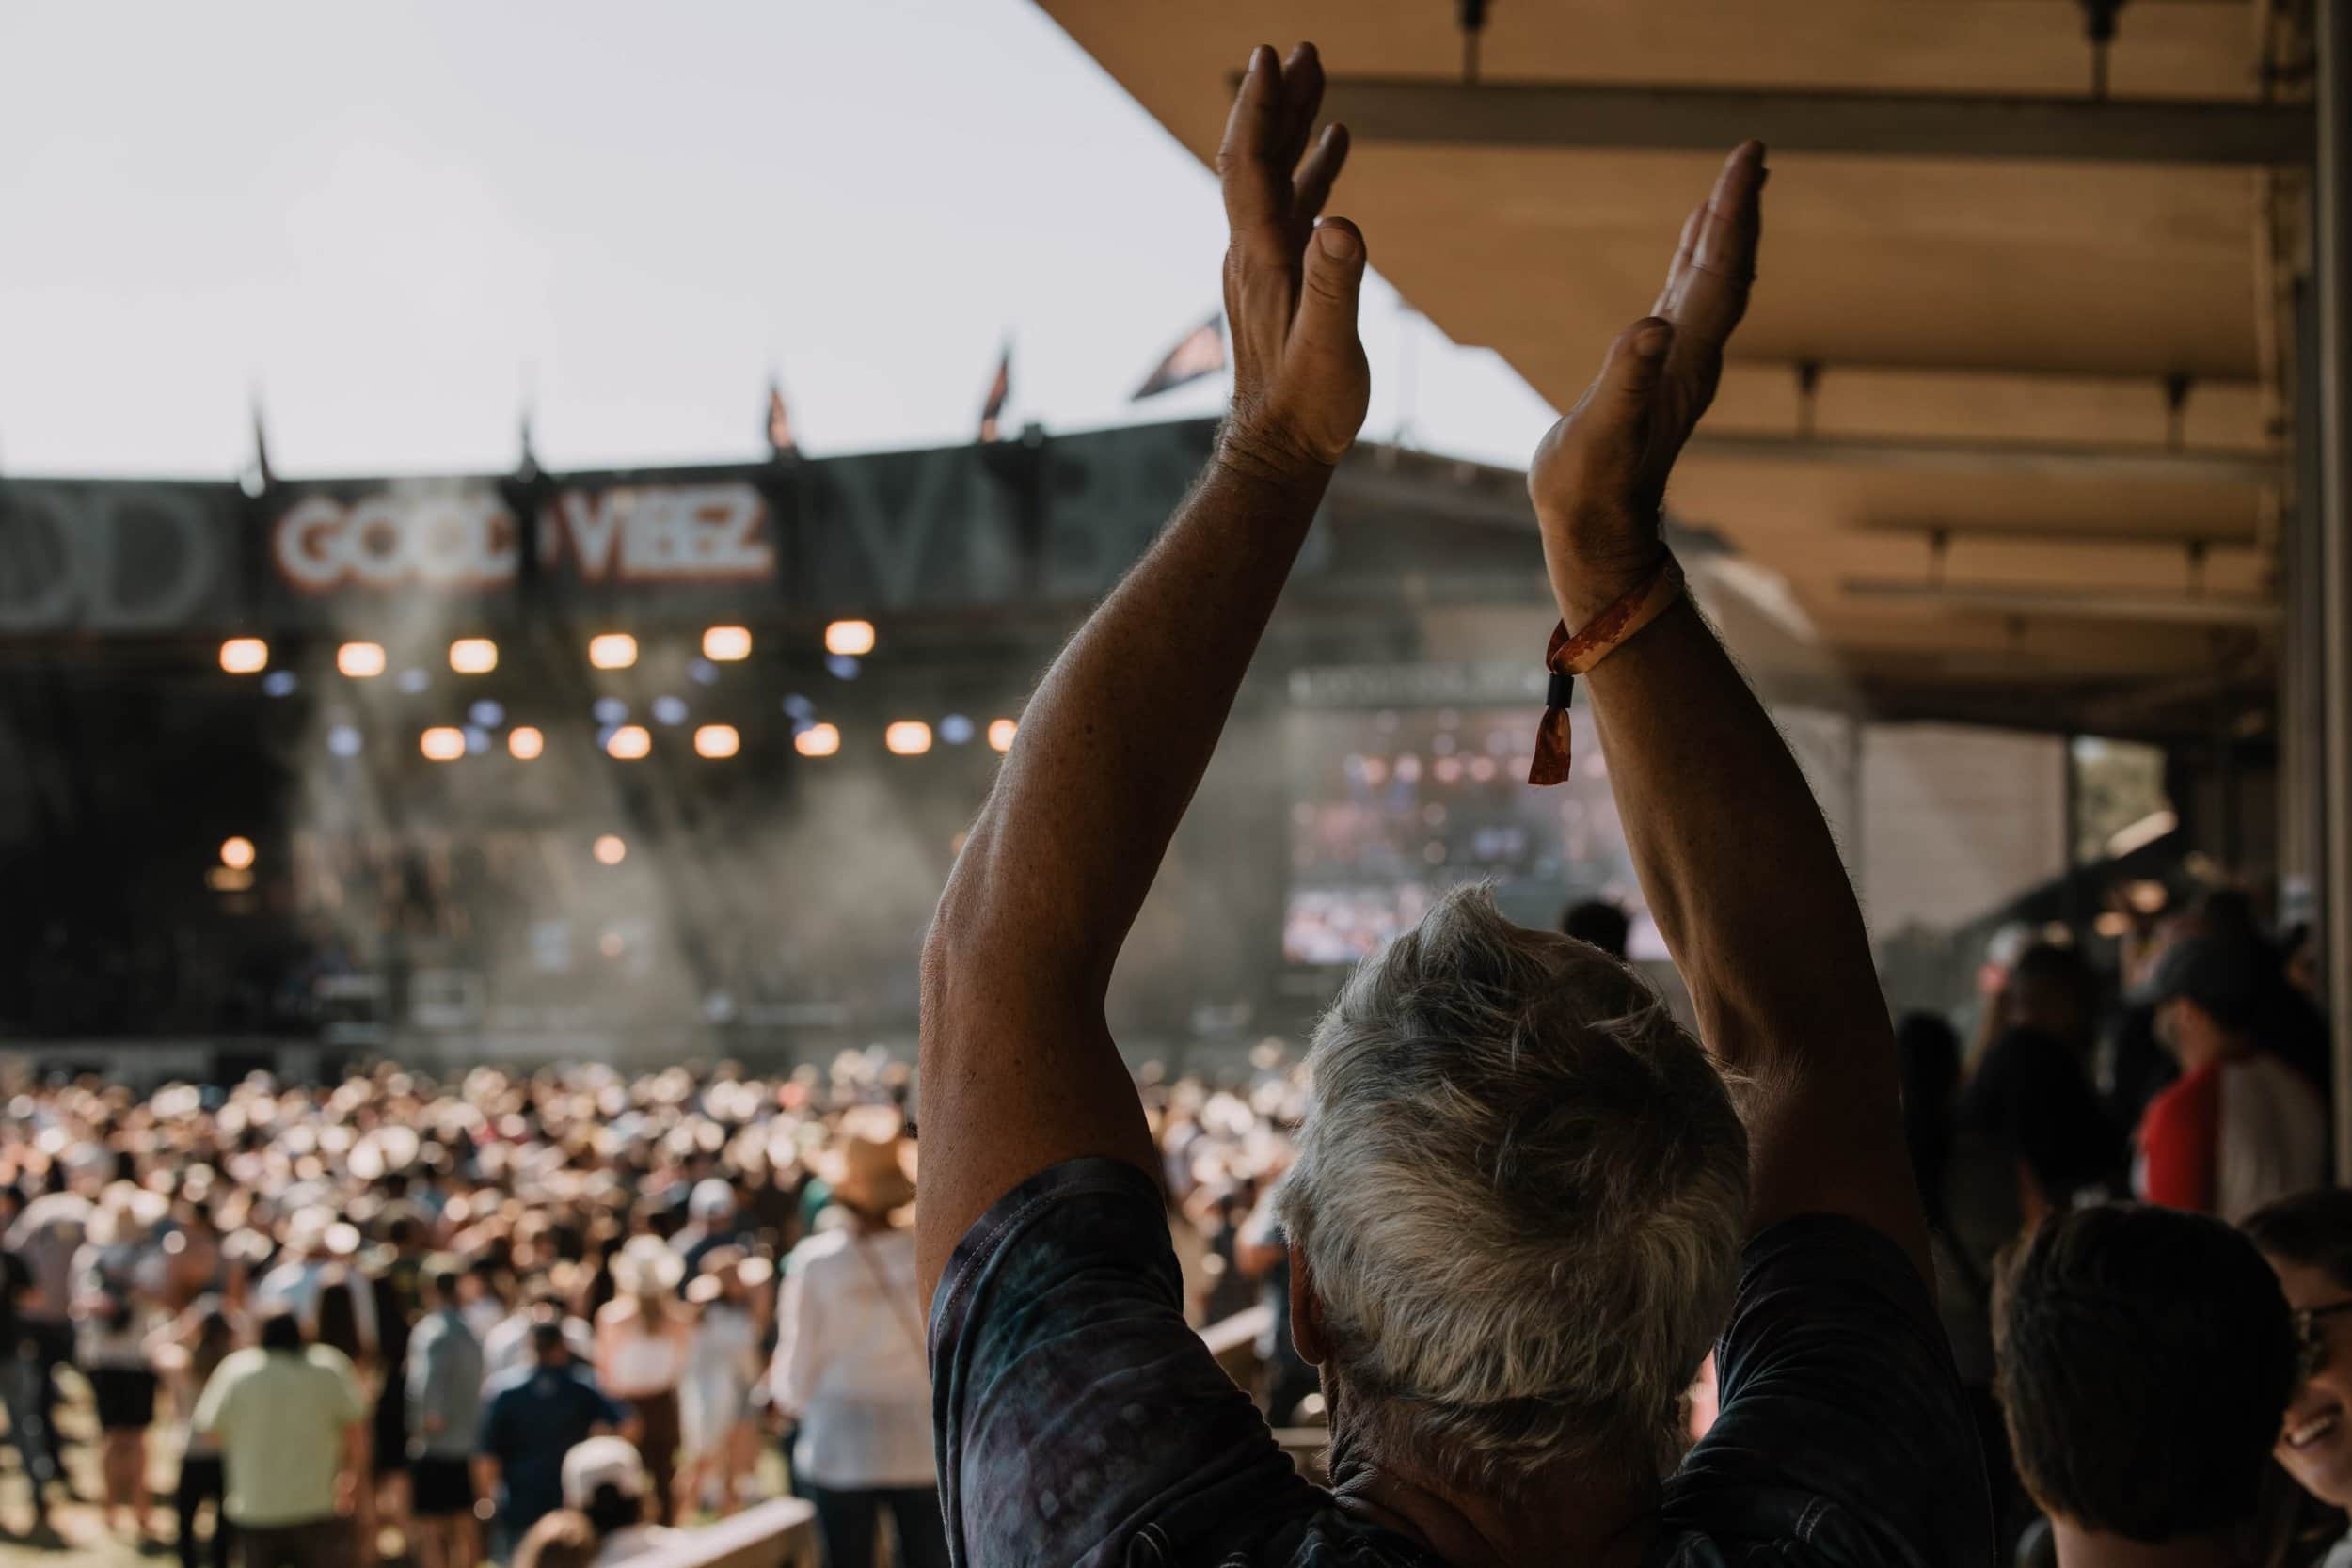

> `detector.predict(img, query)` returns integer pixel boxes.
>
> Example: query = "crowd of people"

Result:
[0,1058,961,1568]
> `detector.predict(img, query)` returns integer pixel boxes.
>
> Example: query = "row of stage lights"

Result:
[405,713,1018,763]
[215,616,1017,761]
[218,620,880,680]
[219,829,679,876]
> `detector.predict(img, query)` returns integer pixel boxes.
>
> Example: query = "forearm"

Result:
[1579,596,1889,1077]
[930,445,1330,1002]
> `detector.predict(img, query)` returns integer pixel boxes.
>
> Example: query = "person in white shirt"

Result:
[769,1108,946,1568]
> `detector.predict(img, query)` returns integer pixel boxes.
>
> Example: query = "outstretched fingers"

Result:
[1266,43,1325,179]
[1292,124,1349,228]
[1666,143,1766,353]
[1217,47,1286,243]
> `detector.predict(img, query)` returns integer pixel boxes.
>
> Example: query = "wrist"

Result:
[1215,421,1336,493]
[1538,508,1667,627]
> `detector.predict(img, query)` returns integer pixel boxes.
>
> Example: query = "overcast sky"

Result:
[0,0,1556,481]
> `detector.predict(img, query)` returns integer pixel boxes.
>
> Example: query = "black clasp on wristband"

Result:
[1546,671,1576,710]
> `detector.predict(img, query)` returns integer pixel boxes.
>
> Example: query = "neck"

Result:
[2051,1518,2242,1568]
[2179,1033,2245,1074]
[1328,1437,1656,1568]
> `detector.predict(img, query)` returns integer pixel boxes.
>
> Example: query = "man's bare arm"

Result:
[1527,145,1929,1277]
[917,43,1368,1308]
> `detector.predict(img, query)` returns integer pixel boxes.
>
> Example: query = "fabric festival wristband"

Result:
[1527,554,1686,786]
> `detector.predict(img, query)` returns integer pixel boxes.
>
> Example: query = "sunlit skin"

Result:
[2266,1254,2352,1507]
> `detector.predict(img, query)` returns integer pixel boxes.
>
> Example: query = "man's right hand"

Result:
[1527,142,1763,626]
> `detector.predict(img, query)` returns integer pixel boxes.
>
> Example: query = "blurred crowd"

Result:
[3,879,2350,1568]
[0,1057,961,1568]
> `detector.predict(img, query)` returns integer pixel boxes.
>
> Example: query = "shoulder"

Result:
[787,1229,852,1271]
[2143,1062,2221,1132]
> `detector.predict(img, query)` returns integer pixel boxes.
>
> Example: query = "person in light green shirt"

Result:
[192,1310,370,1568]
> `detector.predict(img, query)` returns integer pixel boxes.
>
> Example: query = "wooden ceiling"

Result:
[1035,0,2308,738]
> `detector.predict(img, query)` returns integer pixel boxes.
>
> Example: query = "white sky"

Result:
[0,0,1558,481]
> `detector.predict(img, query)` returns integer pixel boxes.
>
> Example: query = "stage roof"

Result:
[1033,0,2310,738]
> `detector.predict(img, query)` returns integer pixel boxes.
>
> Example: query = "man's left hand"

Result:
[1218,43,1369,478]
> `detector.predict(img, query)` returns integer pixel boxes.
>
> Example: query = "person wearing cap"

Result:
[592,1239,693,1526]
[770,1107,945,1568]
[478,1312,627,1548]
[558,1435,682,1567]
[2136,934,2327,1222]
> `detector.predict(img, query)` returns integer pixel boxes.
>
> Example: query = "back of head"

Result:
[2007,942,2096,1046]
[514,1509,600,1568]
[257,1309,306,1354]
[2244,1188,2352,1286]
[1278,884,1749,1496]
[529,1309,569,1365]
[1994,1203,2295,1542]
[1560,898,1631,961]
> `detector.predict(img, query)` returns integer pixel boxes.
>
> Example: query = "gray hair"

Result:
[1275,884,1748,1495]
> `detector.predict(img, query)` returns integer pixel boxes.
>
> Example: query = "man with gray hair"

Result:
[919,42,1989,1568]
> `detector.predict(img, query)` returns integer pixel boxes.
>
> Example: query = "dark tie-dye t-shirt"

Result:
[930,1158,1990,1568]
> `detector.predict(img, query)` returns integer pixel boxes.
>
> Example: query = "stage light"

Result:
[588,633,639,670]
[262,671,299,698]
[337,642,386,679]
[885,721,932,756]
[693,724,740,759]
[449,638,498,674]
[507,726,545,761]
[593,834,628,866]
[703,626,752,662]
[326,725,363,758]
[825,655,861,681]
[782,694,815,721]
[605,724,652,760]
[794,722,841,759]
[940,715,976,746]
[987,718,1018,752]
[592,697,628,725]
[397,669,430,694]
[599,931,626,958]
[421,727,466,762]
[651,695,689,727]
[219,638,269,674]
[219,836,256,871]
[464,727,491,755]
[824,619,876,657]
[469,700,504,729]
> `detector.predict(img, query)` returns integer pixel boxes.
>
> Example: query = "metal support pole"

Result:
[2316,0,2352,1180]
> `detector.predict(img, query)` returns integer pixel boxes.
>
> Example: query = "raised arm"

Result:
[917,43,1368,1307]
[1528,145,1929,1277]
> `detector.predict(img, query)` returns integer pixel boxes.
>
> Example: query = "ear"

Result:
[1287,1240,1329,1367]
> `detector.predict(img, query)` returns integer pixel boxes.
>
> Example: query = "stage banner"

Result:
[0,481,247,635]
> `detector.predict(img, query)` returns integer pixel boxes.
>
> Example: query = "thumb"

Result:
[1593,316,1674,410]
[1293,218,1366,361]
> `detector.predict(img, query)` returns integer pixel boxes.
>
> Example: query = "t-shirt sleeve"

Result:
[2137,1070,2219,1213]
[1664,1214,1992,1568]
[929,1157,1314,1568]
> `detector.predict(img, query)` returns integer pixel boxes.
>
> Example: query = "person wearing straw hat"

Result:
[593,1239,692,1526]
[770,1108,945,1568]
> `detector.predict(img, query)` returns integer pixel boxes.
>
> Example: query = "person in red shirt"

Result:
[2136,936,2326,1222]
